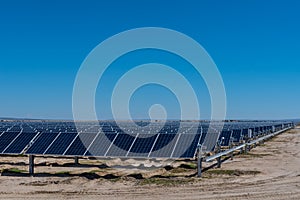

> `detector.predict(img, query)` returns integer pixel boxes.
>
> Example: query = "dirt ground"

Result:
[0,127,300,200]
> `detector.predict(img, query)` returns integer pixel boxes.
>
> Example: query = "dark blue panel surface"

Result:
[149,134,179,158]
[151,134,176,152]
[127,134,158,157]
[85,133,117,156]
[3,132,37,154]
[242,129,248,137]
[231,129,242,142]
[106,133,137,157]
[64,133,97,156]
[172,133,201,158]
[218,131,232,146]
[0,132,20,153]
[129,134,158,153]
[199,131,207,144]
[9,126,21,132]
[44,133,77,155]
[201,131,220,151]
[26,132,60,154]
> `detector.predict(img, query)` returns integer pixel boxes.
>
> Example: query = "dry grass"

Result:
[205,169,261,176]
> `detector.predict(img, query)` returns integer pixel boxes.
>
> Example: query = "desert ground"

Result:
[0,127,300,200]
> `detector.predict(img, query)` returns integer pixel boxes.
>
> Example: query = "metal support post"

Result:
[244,136,251,154]
[217,156,221,168]
[29,155,34,175]
[216,143,221,168]
[197,144,203,177]
[229,138,234,160]
[74,156,79,165]
[244,143,248,154]
[197,156,203,178]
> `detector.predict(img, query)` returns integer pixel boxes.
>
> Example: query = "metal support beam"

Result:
[197,156,203,177]
[229,141,234,160]
[203,127,292,167]
[74,156,79,165]
[217,156,221,168]
[29,155,34,175]
[216,144,221,168]
[197,145,203,177]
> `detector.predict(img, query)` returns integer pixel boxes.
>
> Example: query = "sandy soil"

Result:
[0,127,300,200]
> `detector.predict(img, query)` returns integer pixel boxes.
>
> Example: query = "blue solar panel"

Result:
[3,132,37,154]
[202,131,220,151]
[218,131,232,146]
[149,134,179,158]
[127,134,159,157]
[151,134,176,152]
[85,133,117,157]
[26,132,60,154]
[64,133,97,156]
[44,132,77,155]
[199,131,207,144]
[106,133,137,157]
[172,133,201,158]
[242,129,248,137]
[9,126,21,132]
[0,128,6,132]
[0,132,20,153]
[231,129,242,142]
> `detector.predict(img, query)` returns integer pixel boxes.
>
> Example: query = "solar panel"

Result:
[149,134,180,158]
[218,131,232,146]
[0,132,21,153]
[64,132,97,156]
[202,131,219,151]
[9,126,21,132]
[127,134,159,157]
[3,132,37,154]
[26,132,60,154]
[106,133,138,157]
[231,129,242,142]
[44,132,77,155]
[85,132,117,156]
[172,133,201,158]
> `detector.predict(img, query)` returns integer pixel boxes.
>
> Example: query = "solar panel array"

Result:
[25,121,204,158]
[0,120,294,158]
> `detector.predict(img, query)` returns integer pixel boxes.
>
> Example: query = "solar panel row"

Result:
[0,121,294,159]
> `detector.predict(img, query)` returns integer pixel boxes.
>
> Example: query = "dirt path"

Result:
[0,127,300,199]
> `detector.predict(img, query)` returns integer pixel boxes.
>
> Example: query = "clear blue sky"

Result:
[0,0,299,120]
